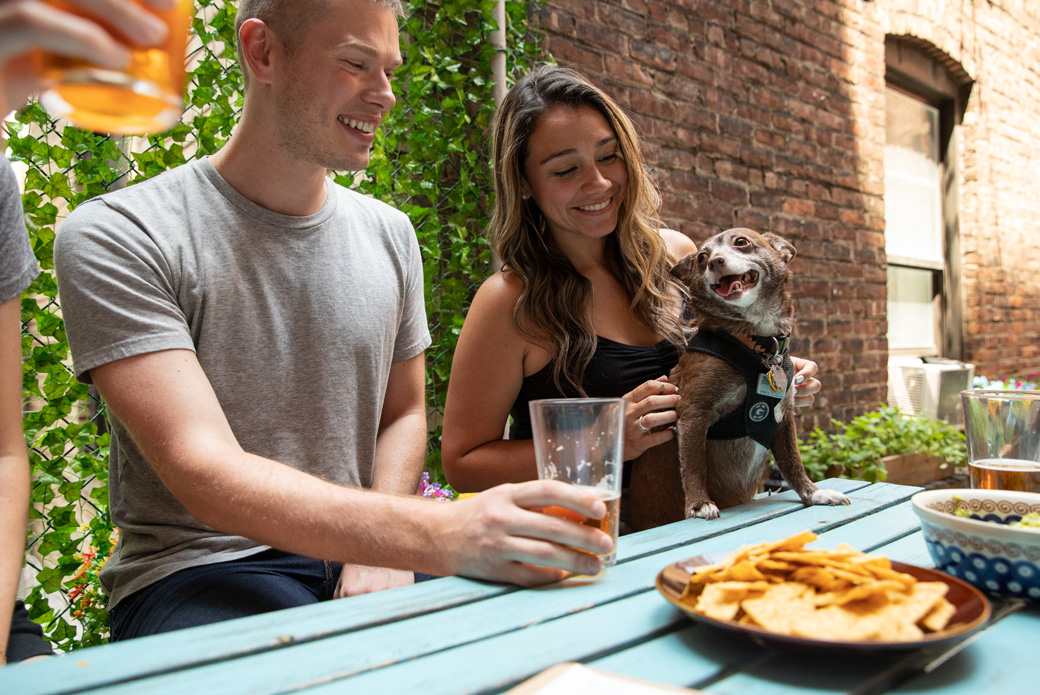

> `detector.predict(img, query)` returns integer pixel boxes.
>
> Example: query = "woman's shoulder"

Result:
[475,268,523,304]
[467,269,524,327]
[659,228,697,258]
[464,269,550,364]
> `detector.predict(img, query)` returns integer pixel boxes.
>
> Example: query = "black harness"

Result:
[685,330,795,448]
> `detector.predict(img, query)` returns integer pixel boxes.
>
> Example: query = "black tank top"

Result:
[508,336,683,440]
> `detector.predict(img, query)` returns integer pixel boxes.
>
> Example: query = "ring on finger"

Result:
[636,415,652,433]
[660,382,666,395]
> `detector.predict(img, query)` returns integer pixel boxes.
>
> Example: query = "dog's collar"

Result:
[731,334,791,362]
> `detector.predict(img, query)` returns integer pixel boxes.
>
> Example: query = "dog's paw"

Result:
[809,489,850,506]
[686,502,721,520]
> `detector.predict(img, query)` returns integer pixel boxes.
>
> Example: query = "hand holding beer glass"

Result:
[530,398,625,568]
[12,0,193,135]
[961,389,1040,492]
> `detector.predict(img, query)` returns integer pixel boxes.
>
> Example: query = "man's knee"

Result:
[110,554,326,641]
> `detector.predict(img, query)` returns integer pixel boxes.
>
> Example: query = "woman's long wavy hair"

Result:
[489,65,688,396]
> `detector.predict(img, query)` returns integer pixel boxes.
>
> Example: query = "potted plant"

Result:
[799,406,967,485]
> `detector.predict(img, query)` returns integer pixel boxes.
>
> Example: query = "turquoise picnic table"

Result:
[3,479,1036,694]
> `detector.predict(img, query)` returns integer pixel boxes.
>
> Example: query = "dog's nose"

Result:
[707,256,726,272]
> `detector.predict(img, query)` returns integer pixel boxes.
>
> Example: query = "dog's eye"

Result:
[696,251,709,264]
[734,237,750,248]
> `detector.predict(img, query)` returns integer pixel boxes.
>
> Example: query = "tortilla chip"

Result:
[740,582,814,634]
[920,597,957,632]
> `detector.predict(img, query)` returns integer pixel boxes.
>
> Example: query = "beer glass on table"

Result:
[530,398,625,568]
[961,389,1040,492]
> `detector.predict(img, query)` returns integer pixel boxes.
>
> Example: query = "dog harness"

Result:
[685,330,795,448]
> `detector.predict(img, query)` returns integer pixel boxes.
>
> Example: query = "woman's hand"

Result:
[790,356,821,407]
[620,376,680,460]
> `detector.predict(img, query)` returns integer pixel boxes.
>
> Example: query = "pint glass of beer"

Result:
[961,389,1040,492]
[530,398,625,568]
[32,0,194,135]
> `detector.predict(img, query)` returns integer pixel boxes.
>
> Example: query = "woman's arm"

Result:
[0,298,29,665]
[441,273,544,492]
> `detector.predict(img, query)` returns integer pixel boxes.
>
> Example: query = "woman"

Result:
[441,65,819,498]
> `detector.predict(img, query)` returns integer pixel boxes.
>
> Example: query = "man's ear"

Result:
[239,18,280,86]
[762,232,796,264]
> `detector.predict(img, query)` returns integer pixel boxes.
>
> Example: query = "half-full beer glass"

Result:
[961,389,1040,492]
[33,0,193,135]
[530,398,625,567]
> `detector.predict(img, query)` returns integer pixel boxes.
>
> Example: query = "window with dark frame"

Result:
[883,37,973,361]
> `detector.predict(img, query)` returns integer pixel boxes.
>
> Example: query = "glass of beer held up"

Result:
[961,389,1040,493]
[530,398,625,568]
[32,0,194,135]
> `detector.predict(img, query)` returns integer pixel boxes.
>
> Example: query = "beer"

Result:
[969,458,1040,493]
[542,486,621,567]
[33,0,194,135]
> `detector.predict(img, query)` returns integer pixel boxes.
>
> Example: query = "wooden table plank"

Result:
[892,606,1040,694]
[0,575,512,695]
[871,532,934,567]
[619,478,871,563]
[585,624,767,691]
[803,497,924,552]
[302,591,686,695]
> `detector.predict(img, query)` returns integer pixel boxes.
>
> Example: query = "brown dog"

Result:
[626,228,849,531]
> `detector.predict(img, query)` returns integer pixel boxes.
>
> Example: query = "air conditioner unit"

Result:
[887,358,975,425]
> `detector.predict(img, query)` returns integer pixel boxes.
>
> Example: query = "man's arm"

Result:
[372,352,427,494]
[335,352,427,597]
[89,348,613,583]
[0,298,29,665]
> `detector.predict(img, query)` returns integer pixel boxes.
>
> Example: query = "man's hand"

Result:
[333,564,415,599]
[431,481,613,586]
[0,0,175,115]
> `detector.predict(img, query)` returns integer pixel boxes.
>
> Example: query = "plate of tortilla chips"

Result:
[656,531,991,651]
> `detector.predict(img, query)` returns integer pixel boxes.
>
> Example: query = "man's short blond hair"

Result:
[234,0,405,86]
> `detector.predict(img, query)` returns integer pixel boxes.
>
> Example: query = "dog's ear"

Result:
[762,232,796,264]
[669,253,696,282]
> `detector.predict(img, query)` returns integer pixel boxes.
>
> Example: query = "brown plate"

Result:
[656,554,992,652]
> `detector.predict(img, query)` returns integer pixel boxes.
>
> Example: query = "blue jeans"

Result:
[109,549,342,641]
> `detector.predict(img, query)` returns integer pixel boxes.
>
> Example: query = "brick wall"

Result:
[529,0,1040,432]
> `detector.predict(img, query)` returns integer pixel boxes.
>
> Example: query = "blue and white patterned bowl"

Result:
[911,489,1040,602]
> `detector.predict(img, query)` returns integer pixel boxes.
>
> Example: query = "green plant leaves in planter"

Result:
[799,406,968,483]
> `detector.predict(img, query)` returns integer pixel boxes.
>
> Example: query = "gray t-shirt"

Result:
[1,155,39,304]
[54,158,431,609]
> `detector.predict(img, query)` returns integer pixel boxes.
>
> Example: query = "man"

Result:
[1,0,179,662]
[53,0,611,641]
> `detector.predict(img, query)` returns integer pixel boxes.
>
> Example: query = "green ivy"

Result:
[11,0,545,651]
[799,405,968,483]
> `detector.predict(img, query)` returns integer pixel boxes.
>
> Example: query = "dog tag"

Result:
[757,372,785,398]
[767,364,788,393]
